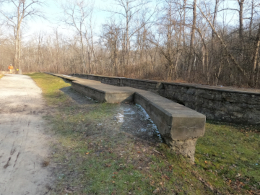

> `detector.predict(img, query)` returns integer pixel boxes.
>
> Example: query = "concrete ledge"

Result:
[49,73,206,162]
[51,73,135,103]
[134,89,205,140]
[68,73,260,124]
[72,81,135,103]
[134,89,205,162]
[51,74,79,82]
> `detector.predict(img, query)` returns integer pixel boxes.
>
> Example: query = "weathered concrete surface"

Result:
[51,74,135,103]
[72,80,135,103]
[49,73,206,162]
[134,90,205,140]
[134,89,205,162]
[49,73,79,82]
[70,73,260,124]
[0,74,51,195]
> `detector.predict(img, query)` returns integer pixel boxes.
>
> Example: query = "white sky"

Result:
[1,0,251,40]
[26,0,112,37]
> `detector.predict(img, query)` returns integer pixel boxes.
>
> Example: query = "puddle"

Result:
[135,104,150,120]
[123,107,136,115]
[136,104,163,142]
[114,103,163,142]
[85,96,93,100]
[115,113,124,123]
[140,128,147,132]
[62,75,72,77]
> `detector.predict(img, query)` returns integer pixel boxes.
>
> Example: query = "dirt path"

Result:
[0,74,51,195]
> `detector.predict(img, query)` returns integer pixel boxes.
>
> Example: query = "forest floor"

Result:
[26,73,260,195]
[0,74,52,195]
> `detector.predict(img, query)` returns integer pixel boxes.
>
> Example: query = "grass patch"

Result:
[29,73,260,194]
[28,73,71,105]
[196,121,260,193]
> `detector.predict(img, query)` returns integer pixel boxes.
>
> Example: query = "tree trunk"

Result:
[126,0,130,67]
[198,5,248,80]
[249,0,254,37]
[183,0,187,47]
[252,24,260,86]
[238,0,245,58]
[238,0,244,42]
[188,0,197,80]
[167,2,173,79]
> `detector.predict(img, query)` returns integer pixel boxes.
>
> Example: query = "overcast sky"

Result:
[26,0,111,37]
[0,0,246,40]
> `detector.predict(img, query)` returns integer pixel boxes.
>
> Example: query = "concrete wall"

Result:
[71,74,260,124]
[72,82,107,102]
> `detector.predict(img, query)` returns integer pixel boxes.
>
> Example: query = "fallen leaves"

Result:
[192,171,219,193]
[163,175,170,180]
[153,188,160,194]
[105,163,111,167]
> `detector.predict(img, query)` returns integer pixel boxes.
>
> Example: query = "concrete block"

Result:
[50,73,206,163]
[134,90,205,162]
[72,81,135,103]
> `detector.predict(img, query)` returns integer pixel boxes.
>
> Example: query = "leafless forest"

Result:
[0,0,260,87]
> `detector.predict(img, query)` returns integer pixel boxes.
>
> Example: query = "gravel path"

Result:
[0,74,51,195]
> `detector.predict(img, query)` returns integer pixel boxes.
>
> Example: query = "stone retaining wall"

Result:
[71,74,260,124]
[160,83,260,124]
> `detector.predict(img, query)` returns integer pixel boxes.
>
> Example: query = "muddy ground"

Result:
[61,85,162,144]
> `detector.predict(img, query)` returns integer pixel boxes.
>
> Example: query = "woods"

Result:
[0,0,260,87]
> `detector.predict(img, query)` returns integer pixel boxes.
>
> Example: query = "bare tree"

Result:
[252,23,260,86]
[187,0,197,79]
[198,3,248,80]
[182,0,187,46]
[0,0,44,74]
[238,0,245,43]
[106,0,154,68]
[249,0,254,36]
[60,0,94,73]
[101,20,122,75]
[1,0,260,89]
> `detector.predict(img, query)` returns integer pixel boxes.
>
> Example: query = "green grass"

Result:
[28,73,71,105]
[29,73,260,195]
[196,121,260,192]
